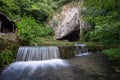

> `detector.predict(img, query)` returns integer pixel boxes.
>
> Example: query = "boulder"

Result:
[51,6,80,41]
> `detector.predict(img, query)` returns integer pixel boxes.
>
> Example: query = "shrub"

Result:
[103,48,120,61]
[17,16,53,45]
[83,0,120,45]
[0,49,16,71]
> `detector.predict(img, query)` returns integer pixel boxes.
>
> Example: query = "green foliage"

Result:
[17,16,53,45]
[0,49,16,70]
[0,0,20,20]
[83,0,120,45]
[0,0,55,22]
[89,22,120,45]
[0,50,14,64]
[0,0,75,46]
[57,0,73,7]
[103,48,120,60]
[0,0,73,22]
[52,19,59,27]
[31,2,55,22]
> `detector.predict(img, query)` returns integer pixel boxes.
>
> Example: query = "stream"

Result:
[0,46,120,80]
[69,52,120,80]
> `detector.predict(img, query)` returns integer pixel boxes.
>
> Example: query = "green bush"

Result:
[17,16,53,45]
[0,49,16,70]
[57,0,73,7]
[103,48,120,60]
[83,0,120,45]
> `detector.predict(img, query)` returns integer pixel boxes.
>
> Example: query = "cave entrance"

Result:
[0,13,17,33]
[58,29,80,42]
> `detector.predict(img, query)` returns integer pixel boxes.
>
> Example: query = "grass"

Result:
[31,36,99,46]
[36,37,80,46]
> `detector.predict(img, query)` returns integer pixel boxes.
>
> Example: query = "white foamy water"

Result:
[16,46,60,61]
[3,59,69,73]
[75,44,88,54]
[75,52,91,57]
[0,59,70,80]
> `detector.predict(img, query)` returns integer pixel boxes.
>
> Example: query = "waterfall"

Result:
[16,46,60,61]
[0,46,75,80]
[75,44,90,56]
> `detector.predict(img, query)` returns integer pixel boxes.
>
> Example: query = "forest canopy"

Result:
[0,0,73,22]
[0,0,74,45]
[83,0,120,45]
[0,0,120,45]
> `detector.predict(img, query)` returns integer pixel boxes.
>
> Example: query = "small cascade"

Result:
[74,44,90,56]
[16,46,60,61]
[0,46,76,80]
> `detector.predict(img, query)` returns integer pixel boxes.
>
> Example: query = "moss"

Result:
[0,37,20,72]
[59,46,75,59]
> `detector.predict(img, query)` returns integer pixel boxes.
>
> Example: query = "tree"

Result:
[83,0,120,45]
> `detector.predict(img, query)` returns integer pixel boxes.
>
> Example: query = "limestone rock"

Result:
[50,1,91,42]
[51,6,80,41]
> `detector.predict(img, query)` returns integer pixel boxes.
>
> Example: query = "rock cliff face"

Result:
[51,6,80,41]
[50,1,90,42]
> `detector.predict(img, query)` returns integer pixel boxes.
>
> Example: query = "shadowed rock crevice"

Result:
[58,29,80,42]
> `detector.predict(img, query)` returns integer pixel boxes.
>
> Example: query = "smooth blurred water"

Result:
[75,44,88,54]
[0,46,79,80]
[0,59,75,80]
[16,46,60,61]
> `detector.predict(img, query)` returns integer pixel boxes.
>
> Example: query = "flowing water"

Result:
[16,46,60,61]
[74,44,90,56]
[0,45,118,80]
[0,59,76,80]
[75,44,88,54]
[0,46,76,80]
